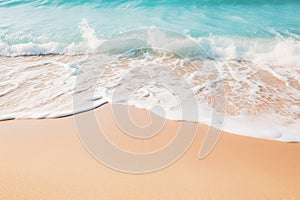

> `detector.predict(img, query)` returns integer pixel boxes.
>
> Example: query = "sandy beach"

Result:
[0,104,299,200]
[1,0,300,199]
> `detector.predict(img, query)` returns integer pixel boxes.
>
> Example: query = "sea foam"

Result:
[1,20,300,142]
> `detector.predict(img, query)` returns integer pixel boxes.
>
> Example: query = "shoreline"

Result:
[1,53,299,142]
[0,104,299,199]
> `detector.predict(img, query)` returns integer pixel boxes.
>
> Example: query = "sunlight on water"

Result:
[0,0,300,141]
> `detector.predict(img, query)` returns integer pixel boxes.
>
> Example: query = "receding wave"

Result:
[1,42,300,142]
[1,1,300,142]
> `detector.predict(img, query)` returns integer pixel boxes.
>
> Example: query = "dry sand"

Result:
[0,104,299,199]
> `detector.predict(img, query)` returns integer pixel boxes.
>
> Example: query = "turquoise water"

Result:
[1,0,300,142]
[0,0,300,55]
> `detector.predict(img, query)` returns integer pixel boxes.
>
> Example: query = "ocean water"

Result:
[0,0,300,142]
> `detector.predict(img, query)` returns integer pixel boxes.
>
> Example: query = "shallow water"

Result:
[0,0,300,141]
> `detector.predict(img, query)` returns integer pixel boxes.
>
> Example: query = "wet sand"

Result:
[0,104,299,199]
